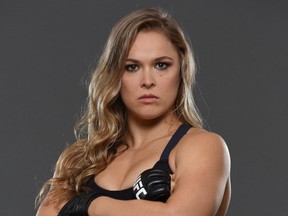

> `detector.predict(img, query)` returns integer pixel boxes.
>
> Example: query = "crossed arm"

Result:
[37,131,231,216]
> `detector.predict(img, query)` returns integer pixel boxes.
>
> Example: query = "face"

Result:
[120,30,181,121]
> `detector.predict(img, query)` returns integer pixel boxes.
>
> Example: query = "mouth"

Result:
[138,94,159,103]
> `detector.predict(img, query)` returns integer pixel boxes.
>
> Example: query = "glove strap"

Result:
[74,193,101,216]
[58,192,102,216]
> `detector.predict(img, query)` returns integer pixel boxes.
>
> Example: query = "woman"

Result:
[36,8,231,216]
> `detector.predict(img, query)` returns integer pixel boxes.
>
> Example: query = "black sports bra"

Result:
[87,124,191,200]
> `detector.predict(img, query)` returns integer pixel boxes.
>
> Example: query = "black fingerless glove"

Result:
[133,168,171,202]
[58,192,102,216]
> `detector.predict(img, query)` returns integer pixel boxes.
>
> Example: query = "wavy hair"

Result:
[36,8,202,207]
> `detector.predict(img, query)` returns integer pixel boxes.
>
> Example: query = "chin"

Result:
[130,109,174,122]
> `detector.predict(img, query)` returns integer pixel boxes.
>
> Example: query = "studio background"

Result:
[0,0,287,215]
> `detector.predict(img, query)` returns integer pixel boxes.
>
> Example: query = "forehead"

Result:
[127,30,179,59]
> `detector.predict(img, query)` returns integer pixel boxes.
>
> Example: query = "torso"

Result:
[94,134,172,191]
[93,125,230,215]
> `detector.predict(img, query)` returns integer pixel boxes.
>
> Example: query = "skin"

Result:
[36,30,231,216]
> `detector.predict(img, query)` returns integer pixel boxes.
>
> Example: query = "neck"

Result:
[125,113,181,149]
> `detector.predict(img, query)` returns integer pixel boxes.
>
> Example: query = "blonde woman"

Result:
[36,8,231,216]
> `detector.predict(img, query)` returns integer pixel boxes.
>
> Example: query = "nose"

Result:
[141,69,156,89]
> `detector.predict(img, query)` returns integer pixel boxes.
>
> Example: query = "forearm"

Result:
[88,197,174,216]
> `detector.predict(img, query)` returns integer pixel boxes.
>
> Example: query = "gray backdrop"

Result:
[1,0,287,215]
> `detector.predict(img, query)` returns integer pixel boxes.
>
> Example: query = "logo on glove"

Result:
[133,175,148,199]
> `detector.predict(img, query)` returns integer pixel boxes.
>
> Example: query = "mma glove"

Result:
[58,192,102,216]
[58,168,171,215]
[133,168,171,202]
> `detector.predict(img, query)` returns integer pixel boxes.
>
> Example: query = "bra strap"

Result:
[153,124,191,174]
[159,124,191,160]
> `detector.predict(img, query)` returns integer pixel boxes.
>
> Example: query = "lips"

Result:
[138,94,159,103]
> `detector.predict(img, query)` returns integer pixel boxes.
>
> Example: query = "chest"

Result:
[94,137,176,191]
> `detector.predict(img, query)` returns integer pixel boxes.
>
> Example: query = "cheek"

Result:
[120,78,129,94]
[166,75,181,104]
[166,74,180,94]
[120,78,134,103]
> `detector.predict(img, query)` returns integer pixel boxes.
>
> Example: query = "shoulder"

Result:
[36,198,61,216]
[173,128,230,175]
[177,128,229,157]
[168,128,231,215]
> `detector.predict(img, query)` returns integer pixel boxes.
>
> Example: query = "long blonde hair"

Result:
[36,8,202,207]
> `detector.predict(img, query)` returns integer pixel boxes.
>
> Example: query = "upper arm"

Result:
[167,131,231,216]
[36,203,58,216]
[36,197,64,216]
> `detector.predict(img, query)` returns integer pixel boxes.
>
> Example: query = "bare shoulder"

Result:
[173,128,231,176]
[168,128,231,215]
[36,200,59,216]
[178,128,229,156]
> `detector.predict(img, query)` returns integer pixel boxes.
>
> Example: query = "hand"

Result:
[170,174,176,193]
[133,168,171,202]
[58,192,102,216]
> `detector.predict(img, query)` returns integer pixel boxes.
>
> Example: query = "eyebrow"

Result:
[125,56,174,63]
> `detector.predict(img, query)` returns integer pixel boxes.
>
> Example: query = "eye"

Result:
[125,64,140,72]
[155,62,170,70]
